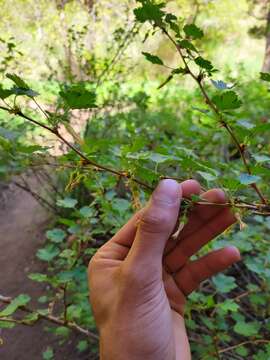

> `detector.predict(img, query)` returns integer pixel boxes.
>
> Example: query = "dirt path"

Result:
[0,184,92,360]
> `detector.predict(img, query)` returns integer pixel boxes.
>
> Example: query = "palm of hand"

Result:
[88,180,240,360]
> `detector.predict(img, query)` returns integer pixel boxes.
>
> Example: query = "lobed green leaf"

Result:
[59,83,96,109]
[0,294,31,317]
[183,23,204,39]
[239,173,261,185]
[46,228,66,243]
[134,0,166,25]
[57,197,78,208]
[178,39,198,53]
[142,52,164,65]
[212,90,242,111]
[260,72,270,82]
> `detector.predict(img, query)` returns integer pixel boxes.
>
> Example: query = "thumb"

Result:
[127,179,182,269]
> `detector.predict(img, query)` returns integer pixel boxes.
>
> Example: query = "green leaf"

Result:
[211,79,233,90]
[239,173,261,185]
[212,274,237,293]
[57,267,86,283]
[183,23,204,39]
[22,312,39,324]
[218,299,239,314]
[67,305,83,320]
[57,270,75,283]
[46,228,66,243]
[178,39,198,52]
[42,347,54,360]
[79,206,94,218]
[134,1,165,24]
[197,171,217,182]
[253,154,270,163]
[0,85,13,99]
[84,248,98,256]
[195,56,215,72]
[235,346,249,357]
[165,13,177,24]
[150,153,175,163]
[254,349,270,360]
[169,21,180,34]
[38,296,48,304]
[54,326,70,337]
[260,72,270,82]
[0,294,31,317]
[212,90,242,110]
[37,309,49,316]
[201,317,215,330]
[171,68,187,75]
[126,151,174,163]
[234,321,261,336]
[185,318,197,330]
[192,106,210,114]
[36,244,60,262]
[253,122,270,134]
[6,73,39,97]
[0,320,15,328]
[17,144,45,154]
[190,194,201,202]
[77,340,89,352]
[12,87,39,97]
[57,197,78,208]
[245,257,265,275]
[28,273,48,282]
[237,119,255,129]
[0,126,18,140]
[142,52,164,65]
[113,198,130,212]
[59,83,96,109]
[157,75,174,89]
[6,73,29,89]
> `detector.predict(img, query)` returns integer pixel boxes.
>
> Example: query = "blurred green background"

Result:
[0,1,269,359]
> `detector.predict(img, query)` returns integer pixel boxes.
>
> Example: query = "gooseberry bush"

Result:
[0,1,270,359]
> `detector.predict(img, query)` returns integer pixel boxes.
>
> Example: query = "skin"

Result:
[88,179,241,360]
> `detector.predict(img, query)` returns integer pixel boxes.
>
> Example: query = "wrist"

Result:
[99,328,133,360]
[99,325,138,360]
[99,325,175,360]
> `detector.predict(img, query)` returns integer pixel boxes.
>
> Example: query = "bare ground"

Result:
[0,184,95,360]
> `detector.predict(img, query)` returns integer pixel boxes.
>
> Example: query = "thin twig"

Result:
[160,27,267,205]
[32,98,50,120]
[0,105,152,191]
[63,285,68,324]
[0,104,270,215]
[13,180,58,213]
[219,339,270,354]
[0,294,99,341]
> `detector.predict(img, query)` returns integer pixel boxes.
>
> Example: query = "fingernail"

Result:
[226,246,241,261]
[152,179,181,205]
[200,188,226,203]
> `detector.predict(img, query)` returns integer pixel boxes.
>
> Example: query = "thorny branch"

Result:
[0,104,270,216]
[160,27,267,205]
[0,105,152,191]
[0,294,99,341]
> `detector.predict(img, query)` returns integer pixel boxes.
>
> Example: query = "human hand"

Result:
[88,179,240,360]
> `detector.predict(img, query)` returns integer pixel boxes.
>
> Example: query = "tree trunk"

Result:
[262,7,270,72]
